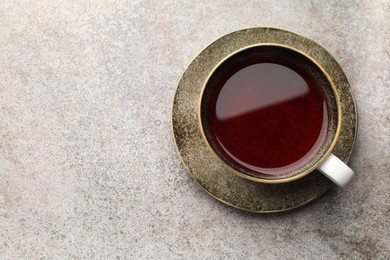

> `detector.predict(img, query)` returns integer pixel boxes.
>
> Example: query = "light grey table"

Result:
[0,1,389,259]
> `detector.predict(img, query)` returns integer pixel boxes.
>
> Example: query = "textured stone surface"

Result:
[0,0,388,259]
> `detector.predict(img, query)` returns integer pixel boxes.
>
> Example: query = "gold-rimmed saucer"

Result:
[172,27,357,213]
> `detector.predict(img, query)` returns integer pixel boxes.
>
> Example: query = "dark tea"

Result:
[201,46,331,177]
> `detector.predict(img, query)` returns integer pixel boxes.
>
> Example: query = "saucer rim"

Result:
[172,27,358,213]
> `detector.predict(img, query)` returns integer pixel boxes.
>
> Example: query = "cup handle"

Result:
[317,153,354,187]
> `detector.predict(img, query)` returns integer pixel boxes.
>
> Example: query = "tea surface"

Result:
[204,59,328,176]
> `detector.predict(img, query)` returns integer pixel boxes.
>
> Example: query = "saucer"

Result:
[172,27,357,213]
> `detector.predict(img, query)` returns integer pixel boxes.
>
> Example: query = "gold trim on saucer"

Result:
[172,27,357,213]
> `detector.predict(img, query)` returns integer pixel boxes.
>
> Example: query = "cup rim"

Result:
[198,43,343,184]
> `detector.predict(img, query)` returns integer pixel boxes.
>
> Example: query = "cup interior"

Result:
[199,44,340,182]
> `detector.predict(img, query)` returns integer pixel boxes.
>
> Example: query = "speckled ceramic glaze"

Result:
[172,27,357,213]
